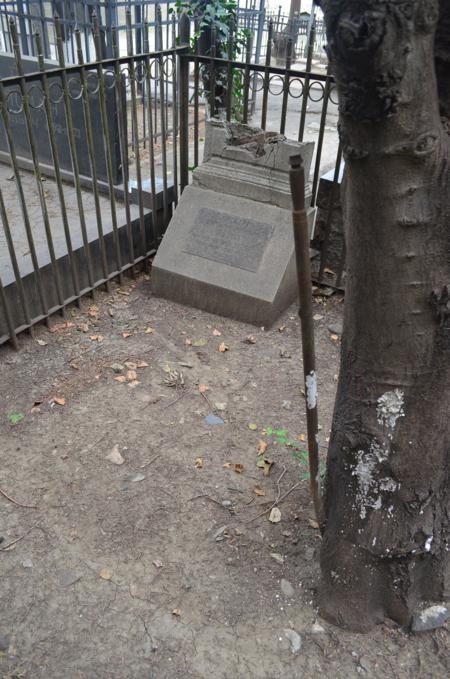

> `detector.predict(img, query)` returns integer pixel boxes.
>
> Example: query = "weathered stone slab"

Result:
[152,186,306,326]
[195,121,315,210]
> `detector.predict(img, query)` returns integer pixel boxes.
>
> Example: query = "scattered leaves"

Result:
[122,331,133,338]
[218,342,229,353]
[244,335,257,344]
[254,485,265,497]
[269,507,282,523]
[330,334,339,342]
[234,463,244,474]
[212,328,222,336]
[114,375,127,383]
[172,608,181,617]
[88,305,99,318]
[106,444,125,465]
[52,397,66,406]
[248,423,258,431]
[198,384,209,393]
[36,339,47,346]
[136,361,149,369]
[278,325,286,333]
[298,434,306,442]
[162,368,185,388]
[49,321,75,333]
[313,314,323,321]
[78,322,89,333]
[89,334,104,342]
[126,370,138,381]
[195,457,204,469]
[185,338,192,346]
[223,463,232,470]
[145,327,154,334]
[257,439,268,456]
[124,361,137,370]
[308,518,320,530]
[99,568,112,581]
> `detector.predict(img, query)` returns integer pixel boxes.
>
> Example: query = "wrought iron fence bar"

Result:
[10,18,66,315]
[54,17,94,292]
[279,37,292,136]
[125,9,147,260]
[35,29,81,303]
[75,26,110,289]
[311,63,332,207]
[260,20,272,130]
[112,24,135,272]
[298,21,315,142]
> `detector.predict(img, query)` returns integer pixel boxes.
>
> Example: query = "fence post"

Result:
[179,12,190,194]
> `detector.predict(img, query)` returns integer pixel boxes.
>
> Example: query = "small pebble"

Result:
[283,628,302,655]
[280,579,295,598]
[22,559,33,569]
[412,604,449,632]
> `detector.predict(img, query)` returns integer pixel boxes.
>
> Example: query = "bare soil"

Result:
[0,273,448,678]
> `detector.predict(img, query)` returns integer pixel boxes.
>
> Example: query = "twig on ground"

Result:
[161,390,190,410]
[244,479,302,524]
[0,523,39,551]
[139,454,161,469]
[0,487,38,509]
[200,390,215,411]
[188,494,227,508]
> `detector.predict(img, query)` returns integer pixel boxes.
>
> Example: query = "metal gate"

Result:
[0,8,342,349]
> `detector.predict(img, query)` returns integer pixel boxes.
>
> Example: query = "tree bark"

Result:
[317,0,450,631]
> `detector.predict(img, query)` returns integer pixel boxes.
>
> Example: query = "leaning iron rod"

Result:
[289,154,323,530]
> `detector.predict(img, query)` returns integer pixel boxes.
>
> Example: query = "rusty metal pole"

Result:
[289,154,323,530]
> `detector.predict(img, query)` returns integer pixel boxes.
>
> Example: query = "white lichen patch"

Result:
[425,536,433,552]
[352,441,398,520]
[377,389,405,430]
[305,371,317,410]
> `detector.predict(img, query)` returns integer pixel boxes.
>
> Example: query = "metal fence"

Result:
[0,9,342,349]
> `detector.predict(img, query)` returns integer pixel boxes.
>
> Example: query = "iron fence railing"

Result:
[0,9,342,350]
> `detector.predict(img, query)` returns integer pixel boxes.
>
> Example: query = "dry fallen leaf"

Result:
[69,361,79,370]
[88,305,99,318]
[254,485,266,497]
[89,334,104,342]
[172,608,181,617]
[185,338,192,346]
[313,314,324,321]
[145,327,154,334]
[50,321,75,333]
[36,339,47,346]
[308,518,320,530]
[195,457,204,469]
[128,380,141,387]
[213,328,222,336]
[124,361,137,370]
[278,325,286,333]
[52,397,66,406]
[126,370,138,381]
[198,384,209,393]
[106,444,124,465]
[234,463,244,474]
[248,423,258,431]
[218,342,229,353]
[244,335,257,344]
[298,434,306,442]
[153,559,163,569]
[78,322,89,333]
[122,331,133,338]
[114,375,127,383]
[324,267,335,276]
[223,463,232,470]
[136,361,149,368]
[256,457,274,476]
[330,334,339,342]
[257,439,268,456]
[99,568,112,581]
[269,507,282,523]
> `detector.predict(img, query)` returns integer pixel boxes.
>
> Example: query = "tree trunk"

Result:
[316,0,450,631]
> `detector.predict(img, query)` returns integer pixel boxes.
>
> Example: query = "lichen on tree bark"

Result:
[316,0,450,631]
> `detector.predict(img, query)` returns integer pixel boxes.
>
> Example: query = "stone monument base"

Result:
[152,185,312,326]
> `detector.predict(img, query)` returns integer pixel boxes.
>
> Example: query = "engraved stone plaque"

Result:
[183,207,274,273]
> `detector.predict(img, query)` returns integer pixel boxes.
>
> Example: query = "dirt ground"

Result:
[0,273,448,679]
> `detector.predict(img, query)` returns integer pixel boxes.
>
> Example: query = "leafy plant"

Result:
[264,425,326,481]
[172,0,251,117]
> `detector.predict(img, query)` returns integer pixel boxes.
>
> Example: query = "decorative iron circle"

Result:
[67,76,83,100]
[135,61,148,85]
[6,90,24,115]
[149,59,158,81]
[27,84,45,109]
[103,69,116,90]
[48,80,64,105]
[308,81,325,103]
[249,72,264,92]
[268,74,284,96]
[329,85,339,106]
[162,57,174,78]
[288,78,304,99]
[86,71,99,95]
